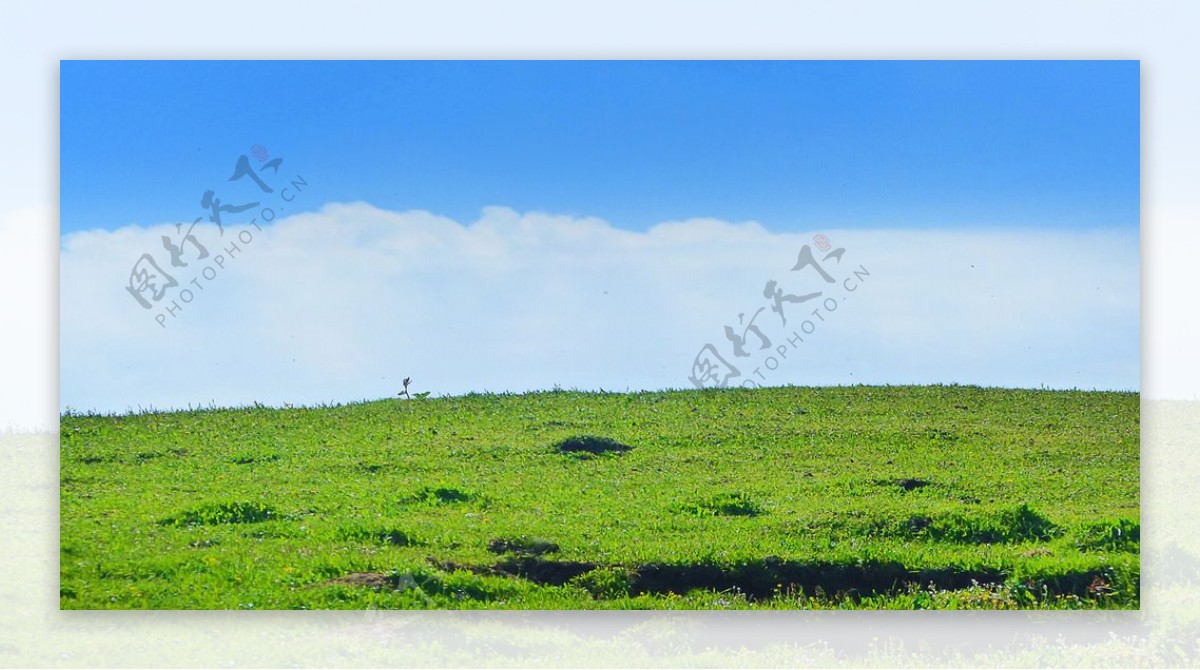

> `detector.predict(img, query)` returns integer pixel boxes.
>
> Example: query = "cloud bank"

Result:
[59,202,1139,414]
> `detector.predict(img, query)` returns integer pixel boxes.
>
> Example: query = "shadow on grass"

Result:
[425,555,1136,604]
[554,435,634,457]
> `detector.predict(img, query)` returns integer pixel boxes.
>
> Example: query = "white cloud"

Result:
[58,202,1140,414]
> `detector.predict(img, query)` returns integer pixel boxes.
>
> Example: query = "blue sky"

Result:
[58,61,1140,412]
[61,60,1139,235]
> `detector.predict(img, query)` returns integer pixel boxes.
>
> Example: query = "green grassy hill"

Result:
[59,385,1140,609]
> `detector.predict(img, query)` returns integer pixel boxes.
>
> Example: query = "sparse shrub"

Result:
[160,501,278,526]
[874,478,933,492]
[895,478,932,491]
[407,486,475,505]
[229,452,281,465]
[907,515,934,533]
[77,452,119,464]
[241,524,308,540]
[679,492,765,517]
[487,536,560,556]
[339,526,420,546]
[1072,518,1139,552]
[923,428,959,443]
[554,435,633,456]
[571,566,632,599]
[927,503,1058,544]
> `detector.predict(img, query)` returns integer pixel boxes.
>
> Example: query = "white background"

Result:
[2,0,1198,667]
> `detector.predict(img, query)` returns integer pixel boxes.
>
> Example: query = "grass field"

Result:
[59,385,1139,610]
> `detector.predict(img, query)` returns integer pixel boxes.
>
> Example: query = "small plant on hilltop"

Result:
[397,377,433,400]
